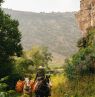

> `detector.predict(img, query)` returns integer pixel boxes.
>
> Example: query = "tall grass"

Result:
[51,74,66,97]
[51,74,95,97]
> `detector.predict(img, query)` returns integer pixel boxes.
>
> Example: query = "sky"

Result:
[2,0,80,12]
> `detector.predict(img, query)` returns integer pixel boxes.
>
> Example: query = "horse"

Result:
[16,78,34,97]
[34,76,51,97]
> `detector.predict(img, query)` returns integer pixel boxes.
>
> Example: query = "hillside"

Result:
[3,8,81,64]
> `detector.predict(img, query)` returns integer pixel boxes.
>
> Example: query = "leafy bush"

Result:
[77,27,95,48]
[6,73,23,90]
[0,77,10,97]
[0,76,19,97]
[15,57,34,77]
[25,46,53,69]
[64,28,95,80]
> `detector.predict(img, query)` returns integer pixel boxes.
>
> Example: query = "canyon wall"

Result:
[76,0,95,35]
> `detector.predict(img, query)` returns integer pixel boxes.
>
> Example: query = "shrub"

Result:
[64,28,95,80]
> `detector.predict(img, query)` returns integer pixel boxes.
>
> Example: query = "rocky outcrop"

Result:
[76,0,95,36]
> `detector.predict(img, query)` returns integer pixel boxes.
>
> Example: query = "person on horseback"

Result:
[34,66,51,97]
[35,66,45,82]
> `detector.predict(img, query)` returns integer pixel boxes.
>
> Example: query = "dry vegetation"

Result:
[51,74,95,97]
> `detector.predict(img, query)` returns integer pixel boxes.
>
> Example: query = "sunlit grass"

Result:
[51,74,66,97]
[51,74,95,97]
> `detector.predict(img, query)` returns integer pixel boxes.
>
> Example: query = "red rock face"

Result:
[76,0,95,36]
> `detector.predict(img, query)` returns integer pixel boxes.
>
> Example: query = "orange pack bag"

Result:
[15,80,24,93]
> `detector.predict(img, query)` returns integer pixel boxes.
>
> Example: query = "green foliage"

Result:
[0,60,13,78]
[64,59,76,80]
[6,73,22,90]
[65,28,95,80]
[15,57,34,76]
[0,1,23,92]
[0,77,8,91]
[0,10,22,59]
[64,47,95,80]
[7,90,16,96]
[77,37,87,48]
[77,27,95,49]
[21,94,30,97]
[0,76,9,97]
[26,46,53,68]
[0,3,22,78]
[0,0,3,5]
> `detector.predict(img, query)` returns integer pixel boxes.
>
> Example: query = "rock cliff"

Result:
[76,0,95,35]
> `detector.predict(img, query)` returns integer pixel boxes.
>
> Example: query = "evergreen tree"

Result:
[0,0,22,78]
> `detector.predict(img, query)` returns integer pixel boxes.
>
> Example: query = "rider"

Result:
[34,66,46,97]
[35,65,45,82]
[34,66,52,97]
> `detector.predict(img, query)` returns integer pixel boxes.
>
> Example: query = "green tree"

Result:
[15,57,34,76]
[27,46,52,68]
[0,1,22,78]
